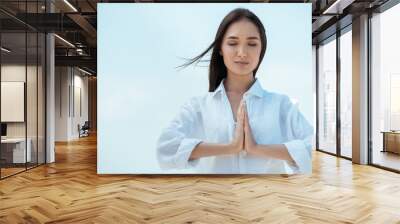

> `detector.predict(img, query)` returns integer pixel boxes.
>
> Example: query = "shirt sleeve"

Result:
[156,97,204,170]
[281,96,314,174]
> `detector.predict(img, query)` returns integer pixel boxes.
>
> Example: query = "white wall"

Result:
[1,65,26,132]
[55,67,89,141]
[55,66,69,141]
[72,73,89,138]
[1,65,40,138]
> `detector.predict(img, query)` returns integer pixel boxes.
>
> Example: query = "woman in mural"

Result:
[156,8,313,174]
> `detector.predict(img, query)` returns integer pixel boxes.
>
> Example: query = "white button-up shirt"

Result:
[156,79,313,174]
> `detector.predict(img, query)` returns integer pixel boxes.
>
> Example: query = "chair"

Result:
[79,121,90,138]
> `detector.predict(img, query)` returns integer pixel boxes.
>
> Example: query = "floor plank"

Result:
[1,134,400,223]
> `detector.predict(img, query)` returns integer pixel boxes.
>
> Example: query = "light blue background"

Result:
[98,3,312,174]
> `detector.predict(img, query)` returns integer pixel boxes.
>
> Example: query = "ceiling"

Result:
[0,0,393,75]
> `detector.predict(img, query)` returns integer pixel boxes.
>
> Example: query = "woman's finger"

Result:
[240,101,244,117]
[238,104,243,122]
[243,102,247,119]
[244,104,250,131]
[240,105,245,123]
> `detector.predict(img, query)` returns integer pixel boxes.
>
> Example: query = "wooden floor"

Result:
[0,167,26,178]
[1,134,400,223]
[1,163,45,178]
[373,150,400,171]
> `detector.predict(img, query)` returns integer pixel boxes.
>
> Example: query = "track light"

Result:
[63,0,78,12]
[322,0,355,15]
[78,67,93,76]
[1,47,11,53]
[54,34,75,48]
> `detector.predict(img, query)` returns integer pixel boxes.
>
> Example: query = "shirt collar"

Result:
[245,79,264,98]
[211,78,264,98]
[211,80,226,97]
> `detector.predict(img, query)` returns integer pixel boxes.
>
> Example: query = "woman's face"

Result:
[220,19,262,77]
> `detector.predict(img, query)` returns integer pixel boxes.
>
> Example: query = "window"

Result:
[318,36,337,154]
[339,28,352,158]
[371,3,400,171]
[0,1,47,179]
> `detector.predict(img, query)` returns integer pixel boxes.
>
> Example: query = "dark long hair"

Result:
[180,8,267,91]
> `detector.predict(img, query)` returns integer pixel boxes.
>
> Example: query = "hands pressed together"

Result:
[230,99,259,156]
[188,97,296,164]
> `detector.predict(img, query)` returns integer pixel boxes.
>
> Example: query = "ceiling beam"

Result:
[55,55,96,71]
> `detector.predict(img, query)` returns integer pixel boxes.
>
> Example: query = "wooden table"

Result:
[381,131,400,154]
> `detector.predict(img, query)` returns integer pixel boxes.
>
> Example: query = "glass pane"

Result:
[1,31,27,178]
[38,32,45,165]
[371,4,400,171]
[318,37,337,154]
[27,31,38,169]
[340,29,352,158]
